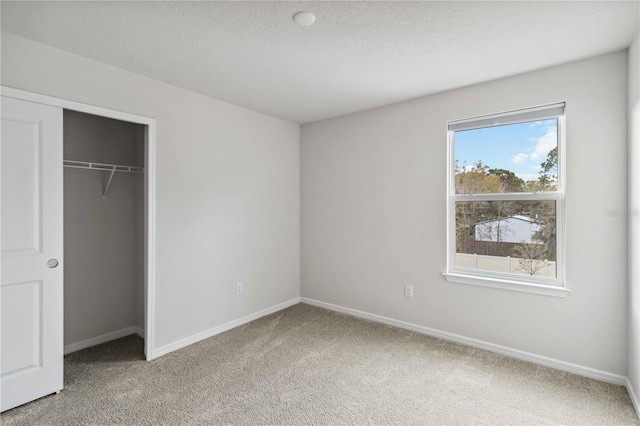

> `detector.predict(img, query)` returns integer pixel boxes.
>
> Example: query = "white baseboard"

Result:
[151,297,301,359]
[134,325,145,338]
[627,378,640,419]
[300,297,627,386]
[64,325,143,355]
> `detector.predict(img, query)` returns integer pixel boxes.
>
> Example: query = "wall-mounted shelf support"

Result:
[63,160,144,200]
[103,166,117,199]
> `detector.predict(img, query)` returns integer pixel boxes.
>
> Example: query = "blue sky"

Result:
[454,119,557,182]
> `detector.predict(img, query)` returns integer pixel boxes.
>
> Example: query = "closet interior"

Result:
[63,110,145,355]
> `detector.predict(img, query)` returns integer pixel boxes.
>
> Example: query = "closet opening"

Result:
[63,109,148,359]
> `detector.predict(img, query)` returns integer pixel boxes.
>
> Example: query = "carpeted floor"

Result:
[2,303,639,425]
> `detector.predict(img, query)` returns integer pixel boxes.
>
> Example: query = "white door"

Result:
[1,96,63,412]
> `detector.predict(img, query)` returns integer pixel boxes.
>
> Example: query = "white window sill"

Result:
[443,272,570,298]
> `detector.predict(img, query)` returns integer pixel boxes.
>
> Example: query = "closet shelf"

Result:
[63,160,144,174]
[63,160,144,199]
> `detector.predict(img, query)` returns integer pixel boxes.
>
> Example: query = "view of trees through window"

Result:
[453,119,559,278]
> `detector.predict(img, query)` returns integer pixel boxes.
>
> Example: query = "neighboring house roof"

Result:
[474,215,541,244]
[473,215,536,226]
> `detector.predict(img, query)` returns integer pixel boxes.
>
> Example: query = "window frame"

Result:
[443,103,569,297]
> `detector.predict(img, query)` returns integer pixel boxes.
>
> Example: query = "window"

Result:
[444,103,568,297]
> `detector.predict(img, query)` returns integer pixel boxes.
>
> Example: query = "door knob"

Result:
[47,259,59,268]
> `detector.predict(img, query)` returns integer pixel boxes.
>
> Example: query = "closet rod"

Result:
[63,160,144,199]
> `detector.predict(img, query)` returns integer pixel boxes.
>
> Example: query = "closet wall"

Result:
[3,33,301,354]
[63,110,145,347]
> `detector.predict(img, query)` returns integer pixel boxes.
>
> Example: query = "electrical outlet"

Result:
[404,284,414,298]
[236,282,243,295]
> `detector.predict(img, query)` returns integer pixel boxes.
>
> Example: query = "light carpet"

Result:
[2,303,638,425]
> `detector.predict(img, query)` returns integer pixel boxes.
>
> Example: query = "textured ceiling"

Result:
[1,1,638,123]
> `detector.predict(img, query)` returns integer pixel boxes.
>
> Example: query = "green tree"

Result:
[455,161,502,194]
[524,146,559,256]
[454,157,557,261]
[488,168,525,192]
[454,161,515,254]
[538,146,558,189]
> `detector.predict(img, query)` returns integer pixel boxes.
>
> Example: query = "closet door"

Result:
[1,96,63,412]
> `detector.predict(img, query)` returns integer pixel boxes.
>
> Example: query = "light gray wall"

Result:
[629,29,640,402]
[63,110,144,345]
[1,33,300,350]
[302,51,629,375]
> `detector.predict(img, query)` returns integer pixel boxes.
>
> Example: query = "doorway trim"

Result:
[1,86,157,360]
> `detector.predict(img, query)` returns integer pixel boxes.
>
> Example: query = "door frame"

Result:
[1,86,157,361]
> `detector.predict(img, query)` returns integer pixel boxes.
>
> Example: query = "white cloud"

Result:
[514,126,557,164]
[530,119,557,130]
[512,153,528,164]
[530,126,557,161]
[510,126,556,176]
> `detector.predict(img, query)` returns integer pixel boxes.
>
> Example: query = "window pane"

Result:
[455,200,557,279]
[454,119,558,194]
